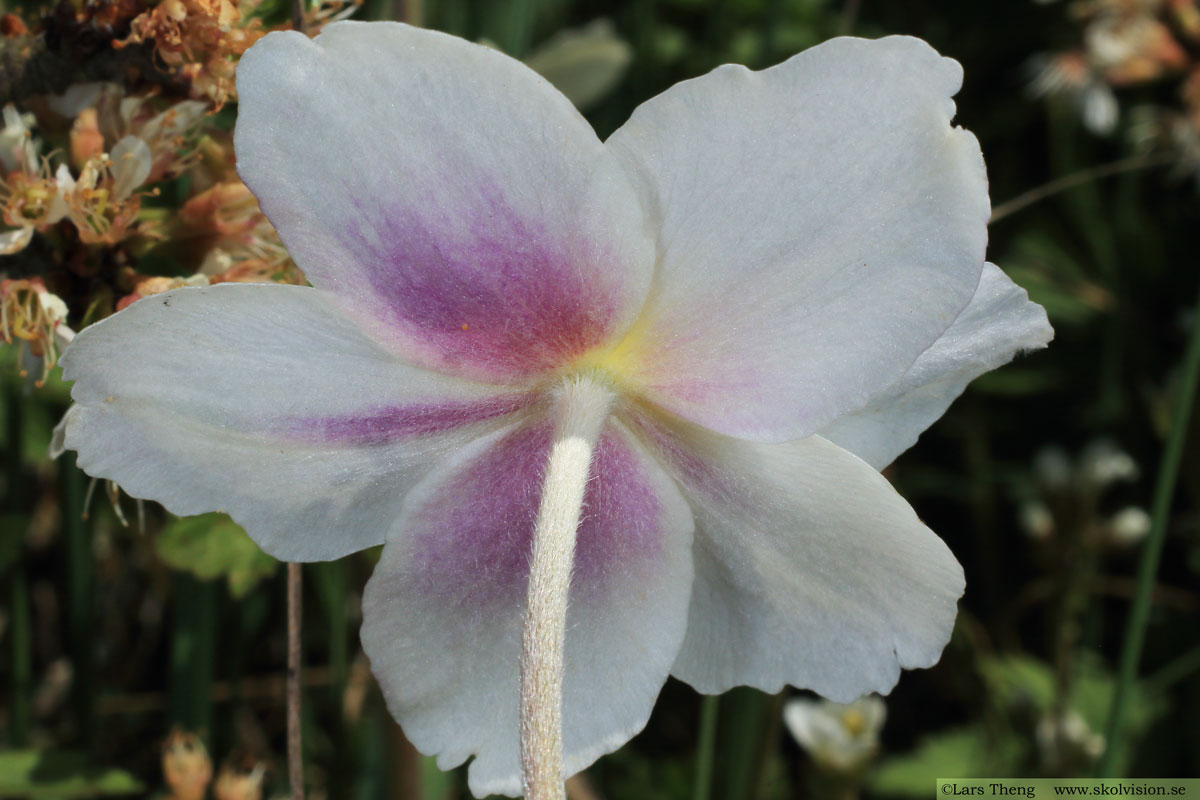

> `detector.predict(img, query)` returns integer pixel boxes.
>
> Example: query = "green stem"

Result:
[169,572,217,736]
[9,561,31,745]
[759,0,781,66]
[717,687,769,800]
[4,382,31,745]
[63,454,96,747]
[1097,283,1200,776]
[693,694,720,800]
[1145,644,1200,694]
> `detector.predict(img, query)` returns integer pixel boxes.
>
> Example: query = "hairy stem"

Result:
[520,373,614,800]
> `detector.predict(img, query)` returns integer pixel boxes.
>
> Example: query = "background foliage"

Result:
[2,0,1199,798]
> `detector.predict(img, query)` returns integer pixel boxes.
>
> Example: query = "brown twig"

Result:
[287,562,303,800]
[291,0,305,34]
[91,666,335,716]
[989,151,1177,223]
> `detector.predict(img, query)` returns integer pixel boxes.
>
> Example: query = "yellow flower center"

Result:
[841,708,867,736]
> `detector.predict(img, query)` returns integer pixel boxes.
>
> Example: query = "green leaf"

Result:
[0,750,144,797]
[869,726,1025,797]
[977,654,1165,774]
[156,512,278,598]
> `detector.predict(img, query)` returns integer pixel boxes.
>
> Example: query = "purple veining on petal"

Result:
[280,394,534,446]
[624,409,744,508]
[338,184,625,378]
[406,420,664,609]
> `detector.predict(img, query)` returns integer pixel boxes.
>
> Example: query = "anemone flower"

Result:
[56,22,1052,798]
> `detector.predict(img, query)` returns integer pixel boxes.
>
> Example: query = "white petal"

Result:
[361,416,693,797]
[630,413,963,700]
[819,263,1053,469]
[0,226,34,254]
[47,164,74,224]
[59,284,533,561]
[46,82,107,118]
[234,22,654,381]
[110,136,152,200]
[606,36,989,442]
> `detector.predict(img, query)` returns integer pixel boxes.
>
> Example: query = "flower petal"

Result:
[0,226,33,254]
[630,412,963,700]
[59,284,533,561]
[819,263,1053,469]
[606,36,989,442]
[234,22,655,381]
[360,415,693,797]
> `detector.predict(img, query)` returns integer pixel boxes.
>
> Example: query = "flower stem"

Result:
[1097,283,1200,777]
[520,373,614,800]
[287,562,305,800]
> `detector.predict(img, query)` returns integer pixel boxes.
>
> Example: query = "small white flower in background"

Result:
[1,278,75,385]
[1024,440,1146,549]
[1033,445,1075,490]
[523,19,633,111]
[1107,506,1151,546]
[1078,438,1139,488]
[56,23,1052,796]
[0,105,72,256]
[1020,500,1056,540]
[1033,439,1138,493]
[1036,709,1105,769]
[1028,54,1120,135]
[784,695,887,773]
[0,103,39,175]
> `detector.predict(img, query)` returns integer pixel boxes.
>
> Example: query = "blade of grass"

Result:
[62,453,96,747]
[478,0,533,57]
[9,559,31,745]
[1097,282,1200,776]
[717,687,768,800]
[693,694,720,800]
[4,383,31,746]
[169,572,217,736]
[1145,644,1200,695]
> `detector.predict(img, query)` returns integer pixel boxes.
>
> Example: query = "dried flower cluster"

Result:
[0,0,326,377]
[162,729,267,800]
[1032,0,1200,181]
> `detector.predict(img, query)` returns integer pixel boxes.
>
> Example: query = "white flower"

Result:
[1036,709,1105,766]
[1108,506,1151,545]
[1079,438,1139,487]
[784,695,887,772]
[56,24,1052,796]
[0,103,38,175]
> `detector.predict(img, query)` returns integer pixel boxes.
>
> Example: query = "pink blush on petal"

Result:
[342,186,628,380]
[400,420,666,611]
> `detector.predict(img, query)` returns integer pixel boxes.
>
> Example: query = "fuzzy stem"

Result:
[520,373,614,800]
